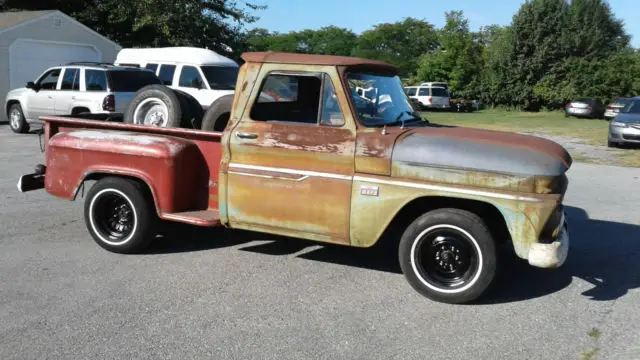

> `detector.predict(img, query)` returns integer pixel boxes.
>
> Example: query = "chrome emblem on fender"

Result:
[360,185,379,196]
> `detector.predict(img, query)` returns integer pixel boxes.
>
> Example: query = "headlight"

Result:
[611,121,628,128]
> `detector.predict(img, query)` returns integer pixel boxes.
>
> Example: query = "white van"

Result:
[114,47,239,109]
[404,85,451,110]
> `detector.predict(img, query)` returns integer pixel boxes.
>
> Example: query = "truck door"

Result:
[225,68,356,244]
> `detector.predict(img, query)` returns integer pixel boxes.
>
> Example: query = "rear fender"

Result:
[44,129,210,214]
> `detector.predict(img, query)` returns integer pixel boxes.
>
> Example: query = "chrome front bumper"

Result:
[528,216,569,269]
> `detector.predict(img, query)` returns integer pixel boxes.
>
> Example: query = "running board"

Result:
[161,209,221,227]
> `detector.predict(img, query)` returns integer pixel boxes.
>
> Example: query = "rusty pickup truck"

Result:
[17,52,572,304]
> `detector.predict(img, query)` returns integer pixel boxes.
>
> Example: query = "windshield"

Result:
[107,70,161,92]
[346,72,420,127]
[200,66,239,90]
[621,100,640,114]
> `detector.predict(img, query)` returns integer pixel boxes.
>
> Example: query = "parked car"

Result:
[18,51,572,305]
[4,62,162,133]
[604,97,632,120]
[564,98,604,119]
[404,85,451,110]
[608,97,640,147]
[114,47,239,111]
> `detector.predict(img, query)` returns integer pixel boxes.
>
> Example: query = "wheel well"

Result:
[376,196,511,249]
[6,100,19,116]
[72,107,90,115]
[76,173,158,215]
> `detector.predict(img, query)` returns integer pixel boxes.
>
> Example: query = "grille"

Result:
[622,134,640,141]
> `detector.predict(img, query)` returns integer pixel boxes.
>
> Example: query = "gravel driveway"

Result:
[1,124,640,360]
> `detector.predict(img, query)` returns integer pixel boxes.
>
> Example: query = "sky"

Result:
[249,0,640,48]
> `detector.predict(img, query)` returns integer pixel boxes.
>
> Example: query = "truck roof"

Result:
[115,47,239,67]
[241,52,398,74]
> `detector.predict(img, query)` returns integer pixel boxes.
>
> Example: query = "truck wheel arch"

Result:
[73,172,161,217]
[71,107,91,115]
[375,196,511,249]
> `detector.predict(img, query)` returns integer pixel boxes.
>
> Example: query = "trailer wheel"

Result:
[124,85,183,128]
[398,208,498,304]
[84,177,156,254]
[201,94,234,132]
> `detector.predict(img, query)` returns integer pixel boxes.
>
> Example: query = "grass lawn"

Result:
[420,108,640,168]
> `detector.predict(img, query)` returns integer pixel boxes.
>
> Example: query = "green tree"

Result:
[1,0,266,59]
[412,11,484,98]
[352,17,438,78]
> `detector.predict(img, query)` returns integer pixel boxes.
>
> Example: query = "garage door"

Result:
[10,39,101,89]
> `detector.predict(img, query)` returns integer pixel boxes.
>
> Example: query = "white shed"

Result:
[0,10,121,119]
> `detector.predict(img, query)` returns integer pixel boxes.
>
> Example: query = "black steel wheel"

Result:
[399,208,498,304]
[84,177,156,254]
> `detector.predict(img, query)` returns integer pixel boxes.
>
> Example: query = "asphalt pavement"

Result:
[1,123,640,360]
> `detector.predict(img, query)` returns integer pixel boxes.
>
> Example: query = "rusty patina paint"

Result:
[41,117,222,222]
[36,52,571,263]
[223,62,356,244]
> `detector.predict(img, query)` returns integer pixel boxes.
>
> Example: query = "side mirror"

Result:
[26,81,36,90]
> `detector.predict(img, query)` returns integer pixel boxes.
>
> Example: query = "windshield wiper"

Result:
[393,110,423,128]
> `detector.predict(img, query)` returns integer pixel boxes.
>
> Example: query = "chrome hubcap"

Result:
[10,109,21,129]
[133,98,169,127]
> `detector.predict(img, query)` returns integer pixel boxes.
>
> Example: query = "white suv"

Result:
[5,62,161,133]
[404,85,451,110]
[114,47,239,110]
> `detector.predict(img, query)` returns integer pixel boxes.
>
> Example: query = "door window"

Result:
[319,74,344,126]
[250,72,345,127]
[60,68,80,91]
[179,65,205,88]
[145,63,158,73]
[158,64,176,85]
[418,88,429,96]
[36,69,61,90]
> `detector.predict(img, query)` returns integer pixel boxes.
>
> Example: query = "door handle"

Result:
[71,96,76,100]
[236,132,257,139]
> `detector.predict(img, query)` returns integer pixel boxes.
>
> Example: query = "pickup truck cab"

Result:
[17,52,572,304]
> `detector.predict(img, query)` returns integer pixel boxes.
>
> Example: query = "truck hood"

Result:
[391,125,572,178]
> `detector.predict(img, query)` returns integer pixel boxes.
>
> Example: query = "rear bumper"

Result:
[527,216,569,269]
[17,164,46,192]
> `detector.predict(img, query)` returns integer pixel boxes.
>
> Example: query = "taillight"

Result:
[607,106,613,110]
[102,95,115,112]
[427,97,432,103]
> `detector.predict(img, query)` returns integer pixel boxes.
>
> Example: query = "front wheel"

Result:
[398,208,498,304]
[8,103,29,133]
[84,177,156,254]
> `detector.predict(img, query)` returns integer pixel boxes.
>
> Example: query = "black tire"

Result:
[84,177,156,254]
[398,208,498,304]
[173,89,204,129]
[123,85,183,128]
[608,140,616,148]
[8,103,29,133]
[201,94,234,132]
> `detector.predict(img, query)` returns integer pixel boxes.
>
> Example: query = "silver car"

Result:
[608,97,640,147]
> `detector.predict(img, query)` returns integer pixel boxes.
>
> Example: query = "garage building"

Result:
[0,10,121,119]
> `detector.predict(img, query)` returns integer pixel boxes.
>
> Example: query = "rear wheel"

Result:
[84,177,156,254]
[398,208,498,304]
[8,103,29,133]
